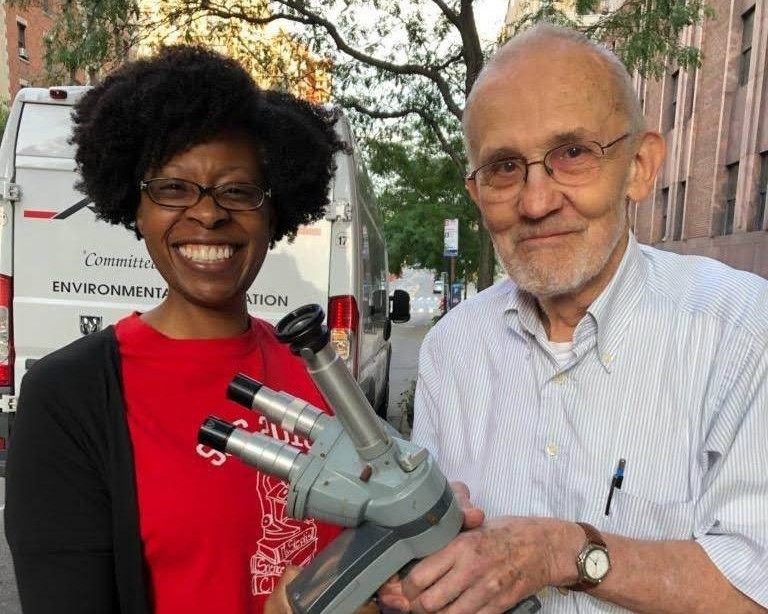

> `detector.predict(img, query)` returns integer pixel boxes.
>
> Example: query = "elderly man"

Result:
[381,23,768,614]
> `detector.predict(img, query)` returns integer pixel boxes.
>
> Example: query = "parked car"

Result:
[433,279,444,294]
[0,87,409,473]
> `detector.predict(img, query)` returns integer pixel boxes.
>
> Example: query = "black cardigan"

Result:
[4,327,150,613]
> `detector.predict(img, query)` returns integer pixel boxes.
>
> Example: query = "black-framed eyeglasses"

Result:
[139,177,271,212]
[465,133,632,191]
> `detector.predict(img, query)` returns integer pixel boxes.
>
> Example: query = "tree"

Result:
[148,0,713,290]
[35,0,713,289]
[9,0,140,84]
[0,99,11,137]
[366,132,478,281]
[141,1,333,103]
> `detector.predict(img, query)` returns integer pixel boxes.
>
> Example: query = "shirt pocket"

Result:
[604,488,694,540]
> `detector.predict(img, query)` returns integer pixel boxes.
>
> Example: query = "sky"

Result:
[474,0,509,44]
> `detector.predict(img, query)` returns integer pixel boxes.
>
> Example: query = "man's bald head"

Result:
[463,24,644,165]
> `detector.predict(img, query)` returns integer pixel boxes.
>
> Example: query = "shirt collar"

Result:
[586,232,647,370]
[503,232,648,371]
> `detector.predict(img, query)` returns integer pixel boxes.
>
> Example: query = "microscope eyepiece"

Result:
[228,373,263,409]
[276,304,329,355]
[198,416,236,452]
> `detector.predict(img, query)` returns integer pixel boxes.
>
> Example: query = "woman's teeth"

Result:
[178,244,235,262]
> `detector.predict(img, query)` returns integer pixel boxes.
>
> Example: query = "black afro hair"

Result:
[71,44,343,244]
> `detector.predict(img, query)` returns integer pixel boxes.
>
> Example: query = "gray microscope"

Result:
[199,304,541,614]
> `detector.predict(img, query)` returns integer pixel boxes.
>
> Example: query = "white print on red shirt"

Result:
[196,416,312,467]
[250,472,318,596]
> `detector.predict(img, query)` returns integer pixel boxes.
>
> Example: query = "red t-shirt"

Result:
[116,313,342,613]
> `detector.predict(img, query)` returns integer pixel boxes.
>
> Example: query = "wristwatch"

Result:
[569,522,611,591]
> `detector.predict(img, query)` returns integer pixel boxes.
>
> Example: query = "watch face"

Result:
[585,548,610,580]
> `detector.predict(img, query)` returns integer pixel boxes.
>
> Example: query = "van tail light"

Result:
[0,274,13,388]
[327,295,359,376]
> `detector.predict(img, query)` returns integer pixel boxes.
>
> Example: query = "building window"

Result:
[664,70,679,131]
[17,22,28,59]
[673,181,686,240]
[722,163,738,235]
[756,152,768,231]
[660,187,670,240]
[739,7,754,86]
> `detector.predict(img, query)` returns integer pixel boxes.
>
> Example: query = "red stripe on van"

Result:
[24,210,57,218]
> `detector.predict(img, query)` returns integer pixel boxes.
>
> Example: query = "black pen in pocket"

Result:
[604,458,626,516]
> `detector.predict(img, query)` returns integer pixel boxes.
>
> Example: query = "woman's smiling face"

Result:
[136,134,274,314]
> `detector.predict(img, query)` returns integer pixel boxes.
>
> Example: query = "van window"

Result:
[16,103,76,159]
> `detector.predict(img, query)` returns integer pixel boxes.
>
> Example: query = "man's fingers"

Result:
[449,481,485,529]
[402,550,455,602]
[378,573,412,612]
[449,481,471,500]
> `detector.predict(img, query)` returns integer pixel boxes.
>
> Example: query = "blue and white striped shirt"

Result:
[413,234,768,611]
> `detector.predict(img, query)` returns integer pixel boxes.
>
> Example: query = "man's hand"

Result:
[377,481,487,612]
[400,516,579,614]
[450,481,484,530]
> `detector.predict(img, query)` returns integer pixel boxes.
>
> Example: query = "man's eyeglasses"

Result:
[465,133,632,192]
[139,178,271,212]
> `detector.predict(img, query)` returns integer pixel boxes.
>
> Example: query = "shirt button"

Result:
[545,443,559,458]
[601,352,613,365]
[554,373,567,385]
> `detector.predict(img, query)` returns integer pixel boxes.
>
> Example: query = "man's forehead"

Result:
[464,50,624,157]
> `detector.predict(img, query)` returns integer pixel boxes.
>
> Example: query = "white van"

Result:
[0,86,409,473]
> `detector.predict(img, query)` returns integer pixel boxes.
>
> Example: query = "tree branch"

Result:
[190,0,465,120]
[429,0,461,29]
[343,101,466,172]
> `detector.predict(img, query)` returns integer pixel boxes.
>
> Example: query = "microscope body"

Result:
[199,304,539,614]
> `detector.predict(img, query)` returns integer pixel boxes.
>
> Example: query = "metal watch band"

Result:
[568,521,609,592]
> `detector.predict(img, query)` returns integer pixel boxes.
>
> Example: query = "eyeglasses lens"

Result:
[146,179,265,210]
[546,143,602,183]
[477,142,606,192]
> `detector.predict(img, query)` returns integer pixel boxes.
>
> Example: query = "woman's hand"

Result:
[264,565,301,614]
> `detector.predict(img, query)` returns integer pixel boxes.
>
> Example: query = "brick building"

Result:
[633,0,768,278]
[0,1,58,101]
[503,0,768,279]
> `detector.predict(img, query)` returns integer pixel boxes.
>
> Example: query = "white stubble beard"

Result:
[495,197,629,298]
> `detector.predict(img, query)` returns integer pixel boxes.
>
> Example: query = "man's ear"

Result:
[465,177,481,207]
[626,131,666,202]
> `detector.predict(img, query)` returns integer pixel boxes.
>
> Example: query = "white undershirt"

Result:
[546,339,575,367]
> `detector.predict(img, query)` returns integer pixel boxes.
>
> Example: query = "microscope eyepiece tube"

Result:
[198,416,236,452]
[198,415,304,483]
[227,374,263,409]
[276,304,392,461]
[275,304,328,355]
[227,373,329,440]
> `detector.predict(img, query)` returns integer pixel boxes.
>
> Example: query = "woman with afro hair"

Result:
[5,45,376,614]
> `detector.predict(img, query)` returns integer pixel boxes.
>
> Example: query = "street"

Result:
[0,267,445,613]
[386,267,444,434]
